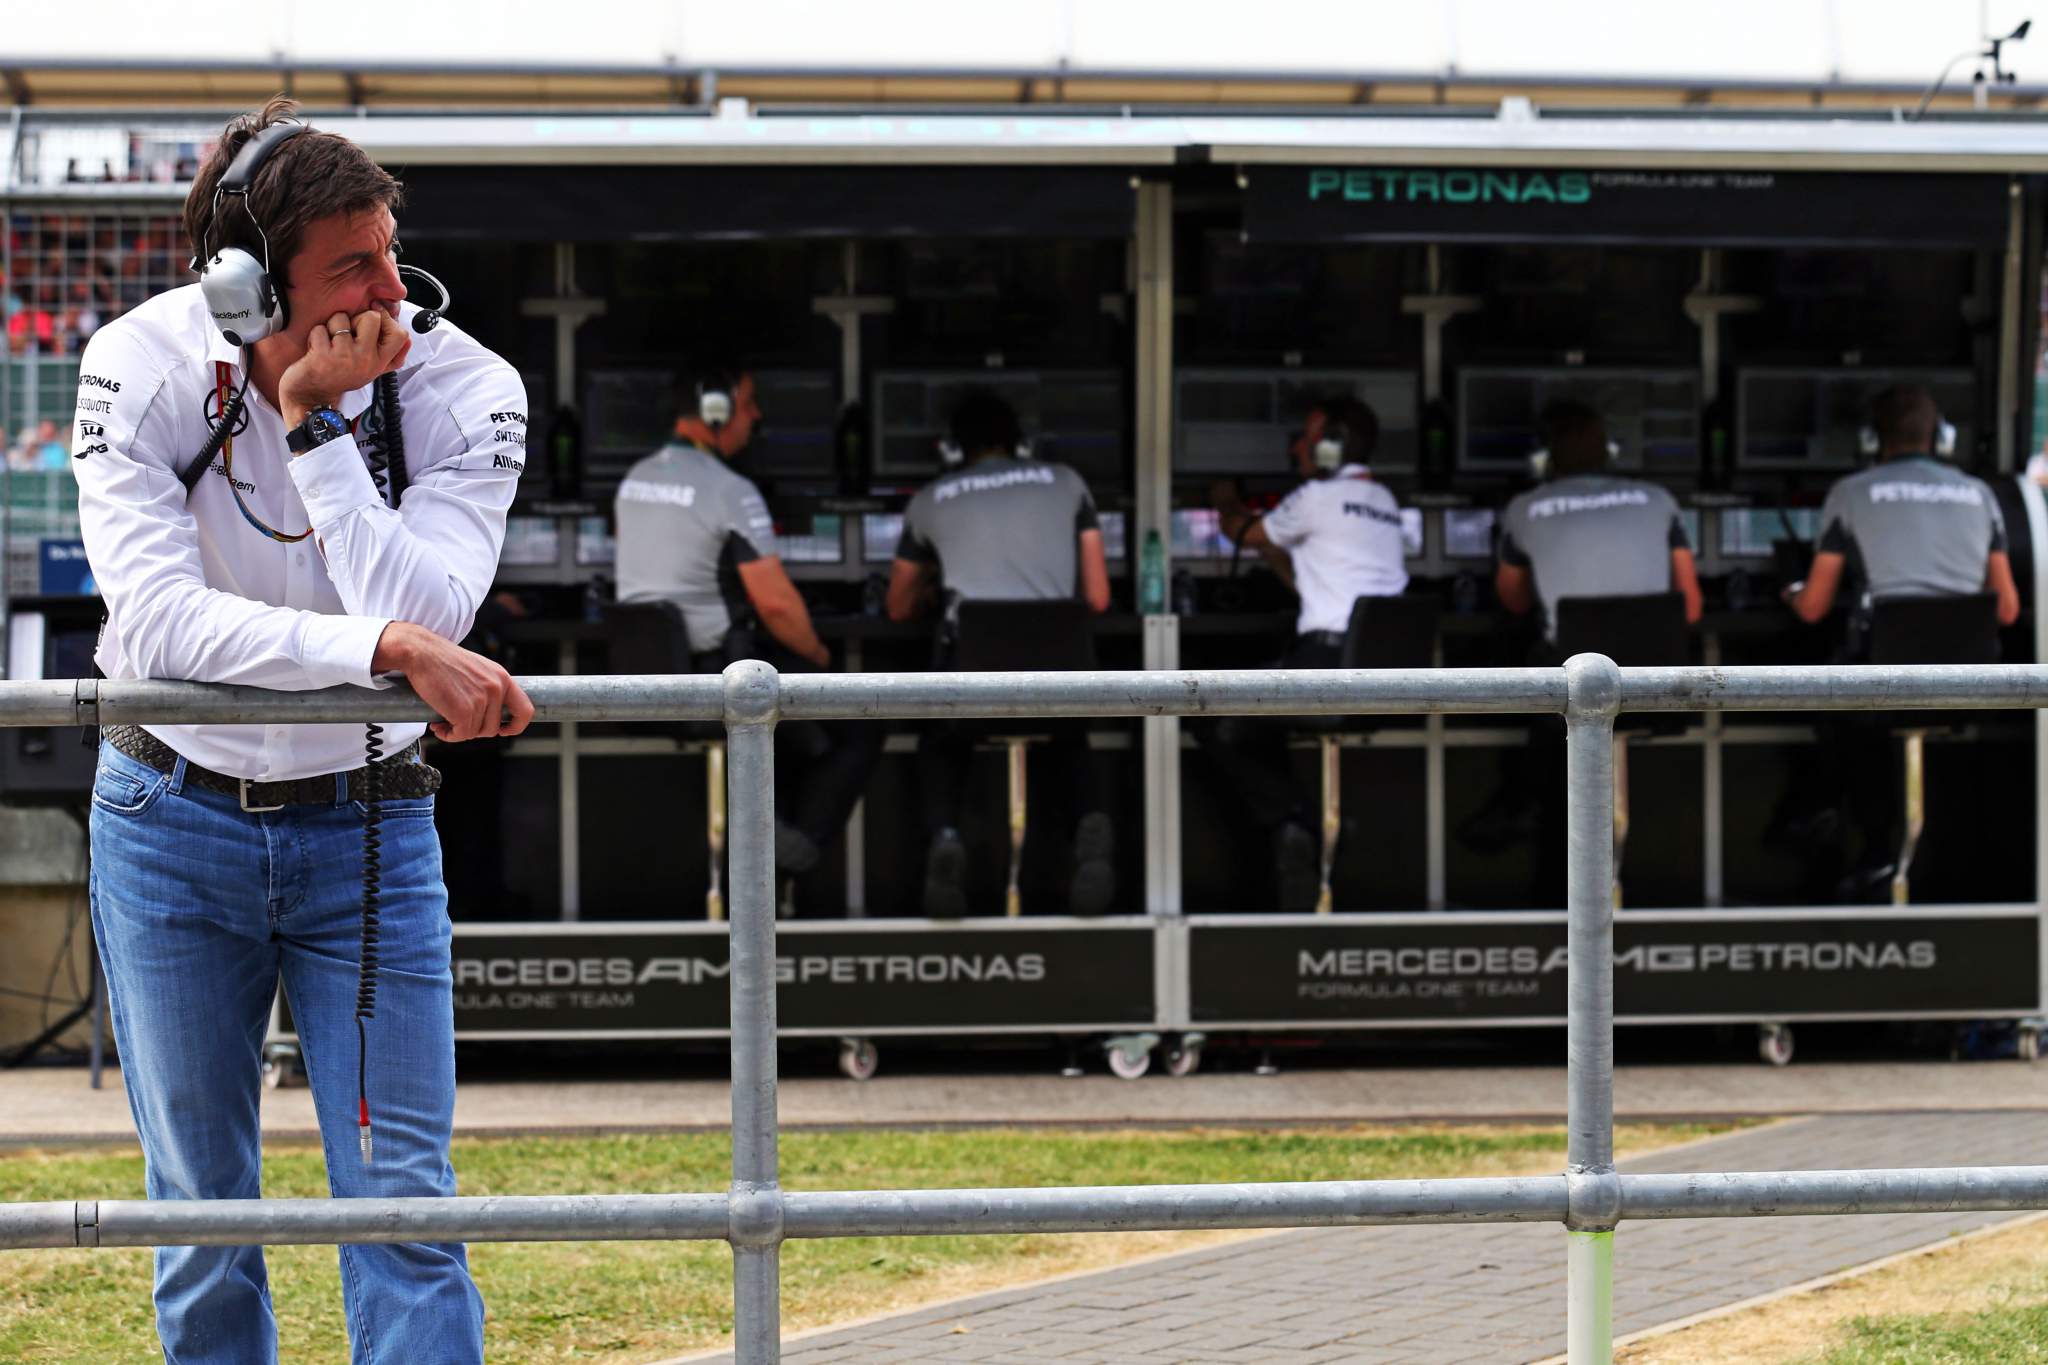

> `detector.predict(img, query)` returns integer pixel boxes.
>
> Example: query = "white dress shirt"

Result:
[73,283,527,780]
[1259,465,1411,636]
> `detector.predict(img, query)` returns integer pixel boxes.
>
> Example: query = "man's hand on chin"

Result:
[372,621,535,743]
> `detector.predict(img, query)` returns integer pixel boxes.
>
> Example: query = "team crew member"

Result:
[1785,385,2019,630]
[1494,400,1703,642]
[1461,401,1703,882]
[1780,383,2019,897]
[1208,396,1409,912]
[74,99,533,1364]
[614,367,880,881]
[887,391,1114,915]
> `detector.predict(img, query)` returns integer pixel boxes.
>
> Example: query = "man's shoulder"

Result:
[397,314,524,409]
[84,287,212,384]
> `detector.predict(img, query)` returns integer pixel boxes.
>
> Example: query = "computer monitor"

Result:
[502,515,563,568]
[583,368,674,458]
[871,370,1126,485]
[862,512,905,564]
[1174,368,1420,477]
[742,369,839,482]
[1720,507,1821,559]
[1457,368,1699,476]
[1736,368,1979,472]
[1443,508,1498,560]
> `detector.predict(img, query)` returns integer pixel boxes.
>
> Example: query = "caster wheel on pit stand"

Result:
[1104,1032,1161,1080]
[1757,1023,1794,1067]
[837,1037,879,1082]
[1162,1032,1207,1078]
[2020,1022,2043,1063]
[261,1045,299,1090]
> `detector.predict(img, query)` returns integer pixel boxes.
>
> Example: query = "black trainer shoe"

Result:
[1275,822,1319,914]
[1069,811,1116,914]
[924,828,968,917]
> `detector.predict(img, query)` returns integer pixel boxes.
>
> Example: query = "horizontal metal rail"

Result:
[4,657,2045,1365]
[9,663,2048,730]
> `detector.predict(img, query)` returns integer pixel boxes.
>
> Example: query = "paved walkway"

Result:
[7,1060,2048,1144]
[688,1112,2047,1364]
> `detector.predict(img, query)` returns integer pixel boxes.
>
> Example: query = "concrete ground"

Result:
[6,1057,2048,1145]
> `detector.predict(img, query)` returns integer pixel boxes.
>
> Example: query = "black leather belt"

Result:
[1302,630,1348,650]
[102,724,441,812]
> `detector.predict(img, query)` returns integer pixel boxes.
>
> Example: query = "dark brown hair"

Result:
[183,95,403,294]
[1539,398,1609,478]
[1871,383,1938,454]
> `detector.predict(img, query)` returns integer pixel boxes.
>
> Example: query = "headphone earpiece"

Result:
[1858,425,1881,458]
[1935,418,1958,458]
[198,247,282,347]
[1015,438,1034,461]
[698,386,734,429]
[1529,447,1551,480]
[938,438,965,467]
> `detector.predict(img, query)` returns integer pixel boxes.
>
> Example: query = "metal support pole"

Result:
[1316,735,1340,914]
[1893,731,1927,906]
[1005,737,1027,918]
[723,661,785,1365]
[706,741,727,922]
[1563,654,1621,1365]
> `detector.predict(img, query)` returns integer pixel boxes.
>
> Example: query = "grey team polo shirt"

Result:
[1816,456,2006,603]
[896,456,1099,603]
[614,441,779,653]
[1499,474,1691,640]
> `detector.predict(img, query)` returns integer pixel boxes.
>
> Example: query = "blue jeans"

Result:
[88,741,485,1365]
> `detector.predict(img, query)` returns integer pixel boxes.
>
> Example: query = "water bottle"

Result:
[1138,529,1168,615]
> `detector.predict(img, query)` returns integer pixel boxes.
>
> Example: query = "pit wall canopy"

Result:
[1246,166,2012,248]
[395,165,1141,240]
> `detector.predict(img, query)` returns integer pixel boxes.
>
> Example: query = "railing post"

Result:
[1563,654,1622,1365]
[722,660,785,1365]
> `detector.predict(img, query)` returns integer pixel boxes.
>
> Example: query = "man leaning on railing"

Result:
[70,96,531,1365]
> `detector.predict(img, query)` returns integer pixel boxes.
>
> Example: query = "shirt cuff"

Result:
[299,612,396,690]
[287,432,385,529]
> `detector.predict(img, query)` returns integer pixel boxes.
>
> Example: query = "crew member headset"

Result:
[186,118,454,1166]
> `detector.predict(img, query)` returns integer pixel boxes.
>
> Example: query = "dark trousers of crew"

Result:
[697,637,883,867]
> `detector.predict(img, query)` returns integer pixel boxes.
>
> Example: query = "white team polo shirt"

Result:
[1260,465,1411,636]
[72,283,527,781]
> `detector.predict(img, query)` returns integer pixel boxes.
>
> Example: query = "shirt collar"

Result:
[1332,463,1372,480]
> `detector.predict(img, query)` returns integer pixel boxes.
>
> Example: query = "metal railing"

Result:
[7,658,2048,1364]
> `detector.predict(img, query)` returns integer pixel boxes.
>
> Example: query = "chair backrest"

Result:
[1555,593,1690,668]
[600,599,698,675]
[1869,593,2001,666]
[1340,593,1438,670]
[953,600,1098,672]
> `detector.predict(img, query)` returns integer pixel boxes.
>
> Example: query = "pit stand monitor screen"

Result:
[740,369,839,482]
[1174,368,1419,477]
[1457,368,1699,476]
[872,370,1125,484]
[1736,368,1978,472]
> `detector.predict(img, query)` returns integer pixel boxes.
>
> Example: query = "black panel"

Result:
[399,167,1139,241]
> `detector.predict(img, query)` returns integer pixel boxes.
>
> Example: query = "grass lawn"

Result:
[3,1121,1728,1363]
[1622,1213,2048,1365]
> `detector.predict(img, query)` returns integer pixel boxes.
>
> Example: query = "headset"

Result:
[1526,438,1622,481]
[195,120,454,349]
[940,393,1031,467]
[1859,418,1958,459]
[186,116,459,1168]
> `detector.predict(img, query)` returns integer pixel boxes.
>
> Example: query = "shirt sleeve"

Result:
[71,324,389,689]
[289,340,525,650]
[1983,479,2010,554]
[1498,496,1531,567]
[1664,492,1692,552]
[723,477,778,561]
[1072,471,1100,535]
[895,491,939,565]
[1260,485,1312,549]
[1817,480,1854,555]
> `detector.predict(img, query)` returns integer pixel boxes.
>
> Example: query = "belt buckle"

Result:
[239,778,287,814]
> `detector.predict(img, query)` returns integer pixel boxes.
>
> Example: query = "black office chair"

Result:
[1868,592,2001,904]
[600,600,731,920]
[1305,594,1440,913]
[1554,593,1691,907]
[953,600,1099,917]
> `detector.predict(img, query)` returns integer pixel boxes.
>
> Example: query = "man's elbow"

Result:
[1086,587,1111,614]
[2000,594,2022,628]
[885,592,917,623]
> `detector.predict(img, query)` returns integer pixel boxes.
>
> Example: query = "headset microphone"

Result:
[398,264,452,334]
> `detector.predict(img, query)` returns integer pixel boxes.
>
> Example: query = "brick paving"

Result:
[690,1112,2047,1364]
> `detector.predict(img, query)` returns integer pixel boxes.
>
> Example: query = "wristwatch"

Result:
[286,406,349,456]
